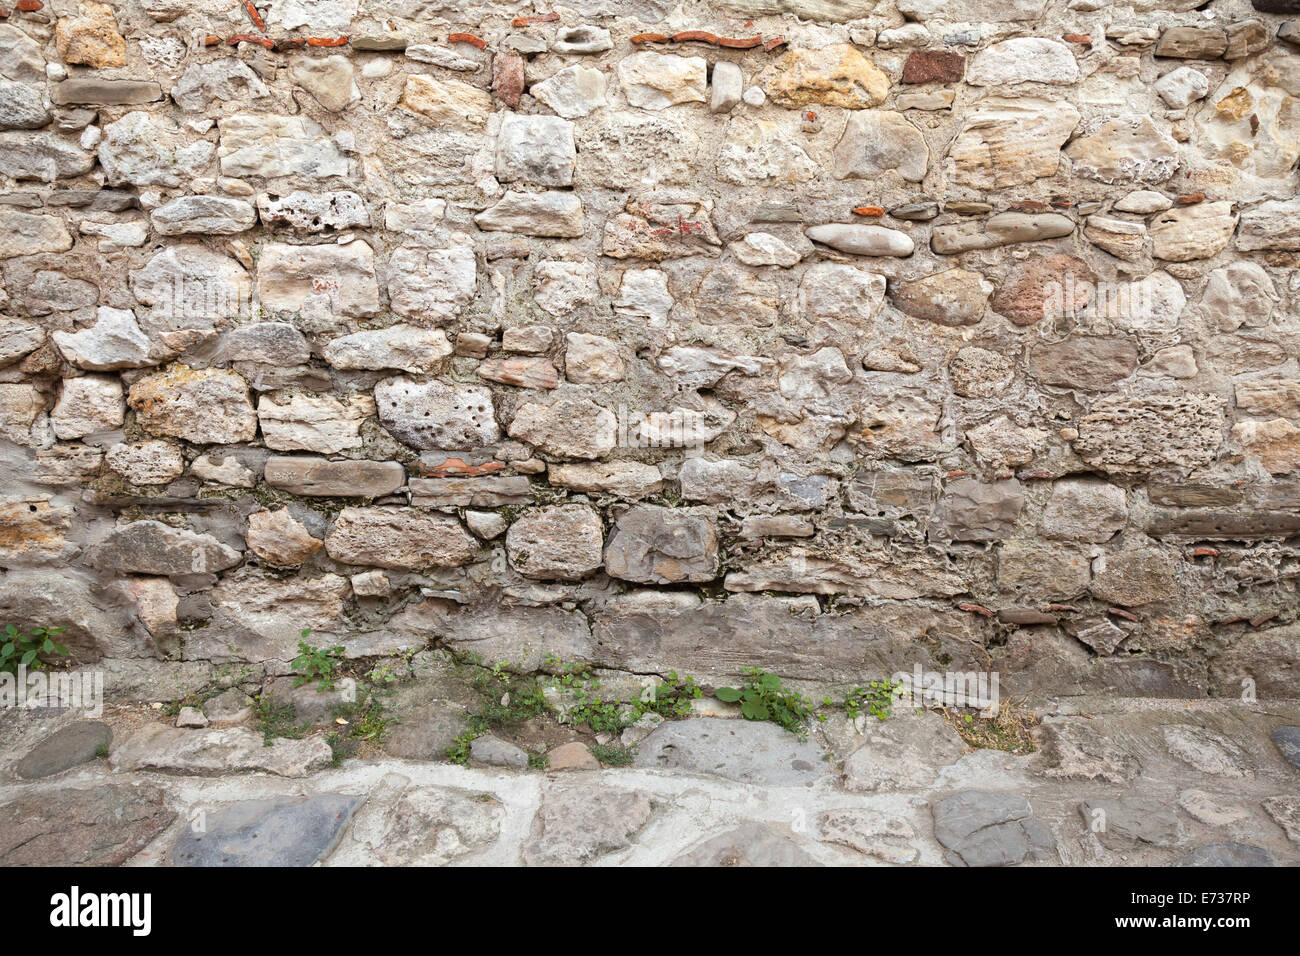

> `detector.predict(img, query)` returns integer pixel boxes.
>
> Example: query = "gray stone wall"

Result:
[1,0,1299,699]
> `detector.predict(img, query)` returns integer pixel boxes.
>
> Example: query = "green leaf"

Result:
[715,686,742,702]
[20,648,37,667]
[42,638,54,653]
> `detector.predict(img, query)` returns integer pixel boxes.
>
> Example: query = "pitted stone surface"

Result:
[633,718,830,785]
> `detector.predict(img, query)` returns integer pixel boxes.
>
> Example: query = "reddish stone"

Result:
[493,50,525,108]
[992,254,1097,326]
[901,50,965,84]
[1176,192,1206,205]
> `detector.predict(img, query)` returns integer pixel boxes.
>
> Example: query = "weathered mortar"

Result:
[0,0,1298,700]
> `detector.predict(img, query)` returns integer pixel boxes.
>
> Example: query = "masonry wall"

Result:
[2,0,1299,701]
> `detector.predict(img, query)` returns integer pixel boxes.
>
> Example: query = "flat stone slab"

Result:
[342,779,503,866]
[469,735,528,769]
[110,725,333,777]
[15,720,111,779]
[1079,798,1184,850]
[522,784,655,866]
[670,822,821,866]
[1270,725,1300,769]
[170,794,361,866]
[1162,724,1253,777]
[1177,842,1275,867]
[0,785,174,866]
[933,790,1057,867]
[633,718,830,785]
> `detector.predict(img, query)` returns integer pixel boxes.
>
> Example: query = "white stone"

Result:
[531,66,608,119]
[618,53,707,110]
[533,261,598,316]
[52,306,152,371]
[257,391,374,454]
[1155,67,1210,109]
[710,61,743,113]
[387,236,477,323]
[968,38,1079,86]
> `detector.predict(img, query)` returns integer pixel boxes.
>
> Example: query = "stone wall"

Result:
[2,0,1299,701]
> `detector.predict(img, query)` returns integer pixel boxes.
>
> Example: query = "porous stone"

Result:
[506,504,604,580]
[128,366,256,445]
[325,507,478,570]
[762,44,889,109]
[891,269,991,326]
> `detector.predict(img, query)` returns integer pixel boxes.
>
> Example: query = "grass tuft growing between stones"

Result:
[942,697,1038,754]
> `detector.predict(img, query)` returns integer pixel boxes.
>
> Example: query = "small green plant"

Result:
[1,624,69,675]
[590,744,633,767]
[715,668,814,736]
[327,695,393,765]
[844,679,902,722]
[252,695,310,745]
[527,752,549,770]
[445,660,550,764]
[291,629,345,691]
[544,658,703,733]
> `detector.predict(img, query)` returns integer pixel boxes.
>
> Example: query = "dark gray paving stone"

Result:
[1270,725,1300,770]
[170,794,361,867]
[933,790,1057,867]
[15,720,111,779]
[1177,843,1275,867]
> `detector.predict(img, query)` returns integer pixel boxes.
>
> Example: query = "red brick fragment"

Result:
[852,205,884,216]
[306,36,348,46]
[424,458,506,478]
[958,603,994,617]
[493,50,525,108]
[228,33,274,48]
[763,35,786,52]
[1108,607,1141,622]
[449,32,487,49]
[631,32,670,44]
[1192,546,1220,557]
[1176,192,1206,205]
[1062,33,1091,45]
[243,0,265,30]
[901,50,965,84]
[512,13,558,26]
[14,0,40,10]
